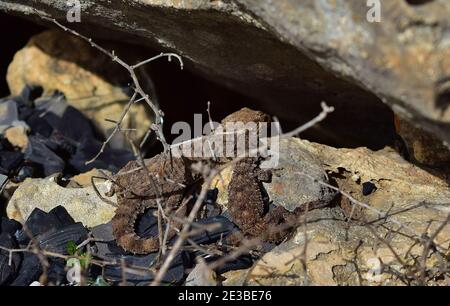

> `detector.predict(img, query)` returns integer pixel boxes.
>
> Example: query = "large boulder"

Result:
[0,0,416,149]
[1,1,449,148]
[235,0,450,146]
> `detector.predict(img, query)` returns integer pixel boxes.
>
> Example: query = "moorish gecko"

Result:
[110,107,326,253]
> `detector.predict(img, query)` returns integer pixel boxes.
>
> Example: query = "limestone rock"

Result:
[0,181,20,204]
[235,0,450,146]
[211,165,232,208]
[0,1,396,149]
[70,168,110,188]
[224,206,449,286]
[226,210,346,286]
[6,30,154,148]
[298,138,450,220]
[7,176,117,228]
[221,138,450,286]
[266,138,336,211]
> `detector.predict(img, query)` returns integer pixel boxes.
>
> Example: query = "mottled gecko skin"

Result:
[227,158,325,243]
[227,158,288,243]
[223,108,327,243]
[111,155,194,254]
[228,158,270,236]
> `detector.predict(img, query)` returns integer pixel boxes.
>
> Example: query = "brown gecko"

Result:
[222,109,326,243]
[227,157,325,243]
[111,107,325,253]
[111,155,195,254]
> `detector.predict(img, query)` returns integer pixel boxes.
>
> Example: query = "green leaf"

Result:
[67,241,78,255]
[79,252,92,269]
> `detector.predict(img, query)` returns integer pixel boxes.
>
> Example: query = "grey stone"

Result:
[185,263,218,286]
[235,0,450,146]
[265,138,336,212]
[0,100,17,131]
[0,100,27,134]
[91,222,114,241]
[91,222,114,259]
[213,138,336,212]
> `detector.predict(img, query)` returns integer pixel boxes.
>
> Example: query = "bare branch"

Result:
[34,12,183,163]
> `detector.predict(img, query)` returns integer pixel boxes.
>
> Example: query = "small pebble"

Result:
[351,174,360,183]
[29,281,42,286]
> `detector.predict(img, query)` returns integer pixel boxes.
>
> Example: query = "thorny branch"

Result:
[151,169,220,285]
[35,11,183,162]
[296,171,448,252]
[2,158,449,285]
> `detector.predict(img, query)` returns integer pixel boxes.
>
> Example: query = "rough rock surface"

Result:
[0,0,397,149]
[235,0,450,146]
[266,139,336,212]
[6,30,154,148]
[69,168,110,188]
[212,138,336,211]
[7,176,117,227]
[222,138,450,286]
[0,99,27,134]
[2,0,450,147]
[4,125,28,151]
[185,262,218,286]
[300,138,450,219]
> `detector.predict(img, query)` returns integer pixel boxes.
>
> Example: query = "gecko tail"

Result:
[116,232,160,254]
[111,205,160,254]
[112,214,160,254]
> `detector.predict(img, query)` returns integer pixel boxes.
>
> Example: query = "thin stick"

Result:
[282,102,334,138]
[419,213,450,285]
[151,169,219,285]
